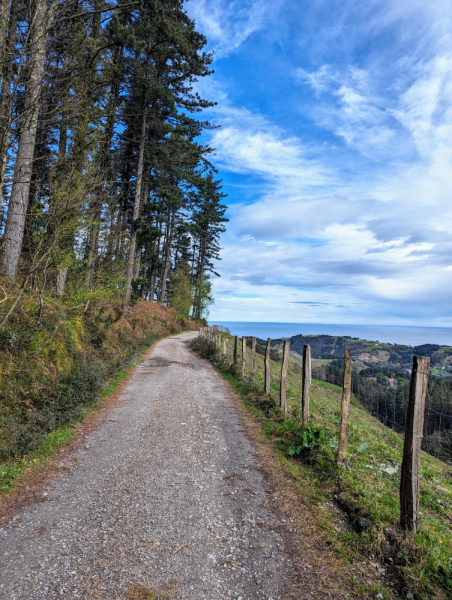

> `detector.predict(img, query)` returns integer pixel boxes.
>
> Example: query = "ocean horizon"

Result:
[210,321,452,347]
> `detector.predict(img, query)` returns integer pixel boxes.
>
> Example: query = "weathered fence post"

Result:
[264,338,271,394]
[223,338,227,357]
[241,337,247,378]
[302,344,311,425]
[280,340,290,413]
[251,337,256,381]
[400,355,430,532]
[337,348,352,468]
[233,336,238,367]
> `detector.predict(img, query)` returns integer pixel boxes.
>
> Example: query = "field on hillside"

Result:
[272,333,452,378]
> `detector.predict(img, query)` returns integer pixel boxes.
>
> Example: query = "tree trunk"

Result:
[0,0,57,278]
[56,267,68,297]
[85,205,101,286]
[148,226,161,301]
[193,235,206,319]
[158,209,175,304]
[133,245,141,280]
[0,0,18,213]
[123,103,147,316]
[0,0,11,52]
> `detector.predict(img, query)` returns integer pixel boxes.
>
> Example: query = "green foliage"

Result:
[167,261,193,318]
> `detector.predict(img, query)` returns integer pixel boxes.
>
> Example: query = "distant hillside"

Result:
[272,333,452,377]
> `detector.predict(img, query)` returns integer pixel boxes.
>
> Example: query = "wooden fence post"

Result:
[302,344,311,425]
[233,335,238,366]
[241,337,247,378]
[223,338,227,357]
[400,355,429,532]
[251,337,256,381]
[264,338,271,394]
[337,349,352,468]
[280,340,290,413]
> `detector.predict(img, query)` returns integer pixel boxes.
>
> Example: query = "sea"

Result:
[210,322,452,348]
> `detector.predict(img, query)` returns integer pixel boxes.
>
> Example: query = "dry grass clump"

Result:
[126,578,179,600]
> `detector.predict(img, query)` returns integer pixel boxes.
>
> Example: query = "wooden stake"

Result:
[233,335,238,366]
[241,337,247,378]
[251,337,256,381]
[302,344,311,425]
[280,340,290,413]
[223,338,227,356]
[400,355,430,532]
[337,349,352,468]
[264,338,271,394]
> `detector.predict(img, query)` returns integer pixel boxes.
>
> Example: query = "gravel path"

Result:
[0,333,294,600]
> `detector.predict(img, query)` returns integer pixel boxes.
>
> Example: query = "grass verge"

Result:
[192,334,452,600]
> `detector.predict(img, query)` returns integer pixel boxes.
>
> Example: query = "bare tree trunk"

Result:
[85,70,121,288]
[85,205,101,286]
[0,0,18,213]
[133,246,141,280]
[0,0,57,278]
[158,209,175,304]
[123,103,147,316]
[0,0,11,51]
[56,266,67,297]
[159,209,176,303]
[148,228,160,301]
[193,236,207,320]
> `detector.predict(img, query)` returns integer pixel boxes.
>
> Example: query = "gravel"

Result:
[0,332,290,599]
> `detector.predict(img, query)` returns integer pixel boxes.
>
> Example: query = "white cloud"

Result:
[185,0,280,56]
[188,0,452,325]
[211,112,333,191]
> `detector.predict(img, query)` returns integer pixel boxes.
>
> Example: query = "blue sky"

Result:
[186,0,452,326]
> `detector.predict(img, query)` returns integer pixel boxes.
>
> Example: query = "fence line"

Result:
[198,325,449,532]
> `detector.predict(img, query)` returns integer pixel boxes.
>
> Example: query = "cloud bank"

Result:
[186,0,452,327]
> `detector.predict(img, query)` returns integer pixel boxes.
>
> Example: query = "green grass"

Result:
[0,343,153,495]
[196,335,452,600]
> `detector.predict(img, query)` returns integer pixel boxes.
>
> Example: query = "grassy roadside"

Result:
[192,334,452,600]
[0,332,186,496]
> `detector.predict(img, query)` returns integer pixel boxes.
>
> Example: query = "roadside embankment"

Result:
[0,296,197,491]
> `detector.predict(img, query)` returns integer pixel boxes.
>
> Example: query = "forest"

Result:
[0,0,227,460]
[0,0,227,319]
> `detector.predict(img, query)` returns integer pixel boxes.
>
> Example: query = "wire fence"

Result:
[199,326,452,532]
[312,358,452,464]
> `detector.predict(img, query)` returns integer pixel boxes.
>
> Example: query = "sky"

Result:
[185,0,452,326]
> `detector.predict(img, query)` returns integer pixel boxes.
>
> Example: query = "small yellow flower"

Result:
[440,540,443,544]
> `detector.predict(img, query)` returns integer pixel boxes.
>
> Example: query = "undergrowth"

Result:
[0,295,196,487]
[191,334,452,600]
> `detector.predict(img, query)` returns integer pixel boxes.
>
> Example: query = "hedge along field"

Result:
[0,298,196,467]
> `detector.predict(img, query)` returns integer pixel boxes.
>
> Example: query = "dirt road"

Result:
[0,332,300,599]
